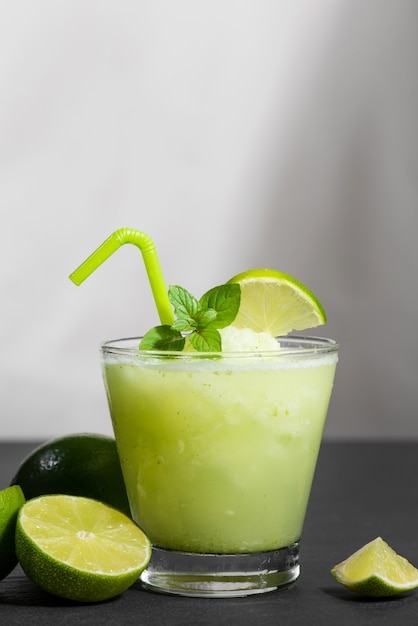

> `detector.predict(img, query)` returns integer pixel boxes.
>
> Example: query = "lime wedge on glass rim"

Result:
[331,537,418,597]
[15,494,152,603]
[227,268,326,336]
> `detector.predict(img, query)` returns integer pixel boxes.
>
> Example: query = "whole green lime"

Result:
[10,433,131,518]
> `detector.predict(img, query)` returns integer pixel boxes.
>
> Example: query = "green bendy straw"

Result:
[69,228,175,325]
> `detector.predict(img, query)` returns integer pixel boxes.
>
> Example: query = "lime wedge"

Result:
[0,485,26,580]
[228,268,326,336]
[16,494,152,603]
[331,537,418,597]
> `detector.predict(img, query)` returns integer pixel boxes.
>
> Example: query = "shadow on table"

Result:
[0,569,126,608]
[321,586,415,604]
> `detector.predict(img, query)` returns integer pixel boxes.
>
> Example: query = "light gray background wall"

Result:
[1,1,417,440]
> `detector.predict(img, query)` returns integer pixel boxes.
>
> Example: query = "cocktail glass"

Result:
[101,334,338,597]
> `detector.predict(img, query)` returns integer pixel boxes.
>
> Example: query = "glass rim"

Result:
[101,334,339,359]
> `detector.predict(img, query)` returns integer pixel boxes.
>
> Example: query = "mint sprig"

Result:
[139,283,240,352]
[138,325,186,351]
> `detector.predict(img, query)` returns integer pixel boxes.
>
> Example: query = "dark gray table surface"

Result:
[1,440,417,625]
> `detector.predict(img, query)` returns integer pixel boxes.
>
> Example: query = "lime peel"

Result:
[0,485,26,580]
[331,537,418,597]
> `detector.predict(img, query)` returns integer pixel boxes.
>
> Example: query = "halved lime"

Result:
[16,494,152,603]
[331,537,418,597]
[228,268,326,336]
[0,485,26,580]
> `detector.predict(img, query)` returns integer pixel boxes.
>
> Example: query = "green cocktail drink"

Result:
[70,228,338,596]
[101,335,338,596]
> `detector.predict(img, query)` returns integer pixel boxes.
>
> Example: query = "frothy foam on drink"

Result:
[219,327,280,352]
[102,333,338,372]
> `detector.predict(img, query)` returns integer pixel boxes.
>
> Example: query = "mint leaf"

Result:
[139,325,185,351]
[168,285,199,320]
[189,327,222,352]
[199,284,240,329]
[194,308,217,327]
[171,317,196,332]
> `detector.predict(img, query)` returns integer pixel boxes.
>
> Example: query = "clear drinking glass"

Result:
[101,335,338,597]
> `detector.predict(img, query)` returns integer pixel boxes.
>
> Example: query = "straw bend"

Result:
[69,228,174,325]
[114,228,156,254]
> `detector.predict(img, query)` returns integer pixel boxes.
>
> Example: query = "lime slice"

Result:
[16,494,152,603]
[331,537,418,597]
[228,268,326,336]
[0,485,26,580]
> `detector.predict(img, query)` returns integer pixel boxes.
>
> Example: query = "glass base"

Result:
[140,543,300,597]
